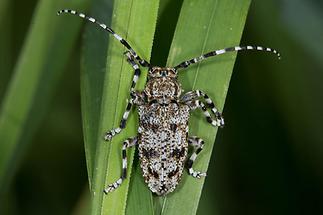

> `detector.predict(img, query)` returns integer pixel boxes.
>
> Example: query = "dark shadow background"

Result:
[1,0,322,214]
[199,0,323,214]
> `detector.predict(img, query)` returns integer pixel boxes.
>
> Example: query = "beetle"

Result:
[58,9,280,195]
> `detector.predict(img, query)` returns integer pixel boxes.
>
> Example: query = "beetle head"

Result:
[145,67,181,101]
[148,67,177,78]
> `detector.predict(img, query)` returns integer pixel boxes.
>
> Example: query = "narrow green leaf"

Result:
[81,0,113,190]
[125,159,154,215]
[159,0,251,214]
[89,0,159,214]
[0,0,90,193]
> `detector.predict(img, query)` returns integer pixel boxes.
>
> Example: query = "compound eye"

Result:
[149,67,162,77]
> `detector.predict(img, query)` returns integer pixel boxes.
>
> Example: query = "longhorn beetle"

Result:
[58,9,280,196]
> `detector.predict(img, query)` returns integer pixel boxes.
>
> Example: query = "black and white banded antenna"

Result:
[57,9,150,67]
[174,45,281,70]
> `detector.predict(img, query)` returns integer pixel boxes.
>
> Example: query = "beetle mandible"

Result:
[58,9,280,196]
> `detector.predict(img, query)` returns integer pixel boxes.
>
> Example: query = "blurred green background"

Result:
[1,0,322,214]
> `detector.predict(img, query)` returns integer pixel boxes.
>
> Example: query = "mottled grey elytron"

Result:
[58,9,280,196]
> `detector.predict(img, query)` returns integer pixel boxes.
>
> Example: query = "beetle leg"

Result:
[181,90,224,127]
[104,137,137,194]
[197,100,224,127]
[104,90,144,140]
[187,136,206,178]
[124,51,142,91]
[104,98,133,141]
[104,53,145,141]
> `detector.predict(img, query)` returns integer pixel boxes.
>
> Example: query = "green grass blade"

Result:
[125,160,154,215]
[0,0,90,193]
[160,0,251,214]
[89,0,159,214]
[81,0,113,190]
